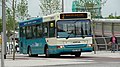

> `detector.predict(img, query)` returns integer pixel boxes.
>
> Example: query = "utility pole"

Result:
[1,0,6,67]
[62,0,64,12]
[12,0,16,60]
[1,33,4,67]
[92,21,97,54]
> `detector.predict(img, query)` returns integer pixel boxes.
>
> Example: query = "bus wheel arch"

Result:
[28,46,32,57]
[28,46,38,57]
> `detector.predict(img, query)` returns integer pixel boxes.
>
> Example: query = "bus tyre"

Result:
[55,54,60,57]
[28,47,32,57]
[75,52,81,57]
[45,46,50,57]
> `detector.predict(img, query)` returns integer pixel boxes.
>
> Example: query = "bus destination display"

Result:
[60,13,87,19]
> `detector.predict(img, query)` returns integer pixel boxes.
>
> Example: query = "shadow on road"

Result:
[28,55,97,59]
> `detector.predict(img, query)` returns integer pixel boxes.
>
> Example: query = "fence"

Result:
[94,37,120,51]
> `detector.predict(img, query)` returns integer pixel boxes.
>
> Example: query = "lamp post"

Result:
[62,0,64,12]
[1,0,6,67]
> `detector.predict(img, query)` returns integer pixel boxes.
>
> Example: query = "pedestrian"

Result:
[109,34,118,53]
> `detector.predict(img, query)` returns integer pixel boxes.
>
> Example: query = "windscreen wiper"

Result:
[66,31,73,39]
[81,27,85,38]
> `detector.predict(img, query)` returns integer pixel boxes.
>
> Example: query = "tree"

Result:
[106,13,120,19]
[6,7,15,37]
[39,0,62,16]
[0,18,2,33]
[16,0,30,21]
[0,0,29,37]
[0,0,29,35]
[72,0,107,18]
[0,0,8,33]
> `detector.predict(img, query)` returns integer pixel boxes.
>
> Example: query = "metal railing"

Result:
[92,19,120,51]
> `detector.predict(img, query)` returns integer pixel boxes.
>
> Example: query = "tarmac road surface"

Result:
[0,51,120,67]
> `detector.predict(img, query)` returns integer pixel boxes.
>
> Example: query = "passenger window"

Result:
[36,24,43,38]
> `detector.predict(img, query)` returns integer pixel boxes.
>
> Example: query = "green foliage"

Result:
[6,7,15,37]
[0,0,29,37]
[72,0,104,18]
[6,8,14,30]
[0,18,2,33]
[1,0,29,37]
[39,0,61,16]
[16,0,30,21]
[106,13,120,19]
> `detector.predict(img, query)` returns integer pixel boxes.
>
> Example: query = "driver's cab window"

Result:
[43,23,48,37]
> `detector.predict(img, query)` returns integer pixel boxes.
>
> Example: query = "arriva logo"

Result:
[32,42,39,46]
[73,41,81,43]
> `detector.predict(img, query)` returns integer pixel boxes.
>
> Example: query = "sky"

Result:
[0,0,120,18]
[64,0,120,17]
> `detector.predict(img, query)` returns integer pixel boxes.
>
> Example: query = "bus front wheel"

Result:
[45,46,50,57]
[75,52,81,57]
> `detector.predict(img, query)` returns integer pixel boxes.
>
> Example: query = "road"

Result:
[0,51,120,67]
[45,56,120,67]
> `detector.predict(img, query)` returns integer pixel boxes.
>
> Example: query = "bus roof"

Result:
[19,17,43,27]
[19,12,91,27]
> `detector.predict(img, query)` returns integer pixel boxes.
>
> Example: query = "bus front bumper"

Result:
[81,47,93,52]
[49,47,93,55]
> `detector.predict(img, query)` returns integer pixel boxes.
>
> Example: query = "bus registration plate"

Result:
[72,49,81,52]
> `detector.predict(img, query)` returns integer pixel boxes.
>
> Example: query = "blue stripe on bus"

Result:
[47,44,92,54]
[19,18,43,27]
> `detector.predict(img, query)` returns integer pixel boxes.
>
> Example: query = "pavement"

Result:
[82,51,120,58]
[0,51,120,67]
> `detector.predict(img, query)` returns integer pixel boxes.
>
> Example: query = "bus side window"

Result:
[20,27,25,37]
[20,27,23,37]
[26,26,32,39]
[36,24,43,38]
[32,25,37,38]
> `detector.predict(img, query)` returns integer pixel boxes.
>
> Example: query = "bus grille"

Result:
[64,44,87,48]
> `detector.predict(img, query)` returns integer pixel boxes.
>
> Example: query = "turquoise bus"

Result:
[19,12,93,57]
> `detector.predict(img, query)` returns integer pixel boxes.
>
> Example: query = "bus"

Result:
[19,12,93,57]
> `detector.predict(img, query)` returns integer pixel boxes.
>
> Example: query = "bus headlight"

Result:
[88,44,94,47]
[57,45,64,49]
